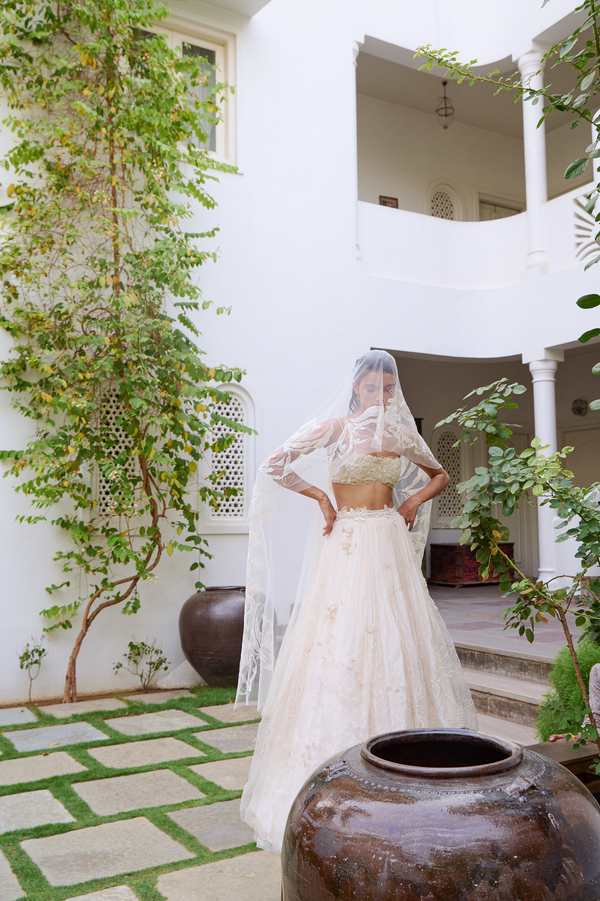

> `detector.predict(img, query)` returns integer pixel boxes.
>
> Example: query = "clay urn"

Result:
[282,728,600,900]
[179,586,245,687]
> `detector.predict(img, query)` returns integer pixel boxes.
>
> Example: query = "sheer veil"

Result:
[235,350,442,710]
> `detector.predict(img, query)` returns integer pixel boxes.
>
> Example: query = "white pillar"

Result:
[529,359,558,581]
[592,117,600,187]
[518,50,548,272]
[352,41,362,260]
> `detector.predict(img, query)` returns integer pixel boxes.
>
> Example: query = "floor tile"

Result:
[157,850,280,901]
[4,722,107,753]
[21,816,194,886]
[167,799,254,852]
[69,889,137,901]
[124,691,192,704]
[193,723,258,753]
[198,703,259,724]
[189,756,252,791]
[72,770,204,816]
[38,699,127,717]
[0,708,37,728]
[0,848,24,901]
[105,710,204,736]
[0,752,86,787]
[87,737,205,770]
[0,789,74,833]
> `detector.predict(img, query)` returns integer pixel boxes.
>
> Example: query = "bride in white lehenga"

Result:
[236,350,477,853]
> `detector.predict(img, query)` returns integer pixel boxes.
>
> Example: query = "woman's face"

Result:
[354,370,395,411]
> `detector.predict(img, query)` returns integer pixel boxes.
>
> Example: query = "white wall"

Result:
[0,0,594,704]
[357,94,526,219]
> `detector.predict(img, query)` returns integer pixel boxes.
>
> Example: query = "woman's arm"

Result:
[261,419,342,535]
[397,464,450,531]
[299,485,337,536]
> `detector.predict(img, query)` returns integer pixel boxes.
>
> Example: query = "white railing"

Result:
[358,185,595,289]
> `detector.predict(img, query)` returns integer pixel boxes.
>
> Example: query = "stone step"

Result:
[464,667,547,728]
[476,712,538,747]
[456,642,552,685]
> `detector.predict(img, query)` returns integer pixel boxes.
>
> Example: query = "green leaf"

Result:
[581,70,597,91]
[579,328,600,343]
[565,157,589,179]
[532,484,544,496]
[576,293,600,309]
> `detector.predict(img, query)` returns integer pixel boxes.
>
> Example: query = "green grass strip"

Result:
[0,688,268,900]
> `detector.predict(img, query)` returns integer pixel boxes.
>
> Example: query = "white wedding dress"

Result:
[240,454,478,853]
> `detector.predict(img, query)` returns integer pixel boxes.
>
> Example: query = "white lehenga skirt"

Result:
[240,506,478,852]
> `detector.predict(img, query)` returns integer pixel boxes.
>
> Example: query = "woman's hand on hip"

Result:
[318,495,337,536]
[397,496,420,532]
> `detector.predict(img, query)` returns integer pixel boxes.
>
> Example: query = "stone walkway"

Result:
[0,588,570,900]
[0,690,281,901]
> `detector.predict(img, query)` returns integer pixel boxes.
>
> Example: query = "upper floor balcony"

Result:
[358,183,594,290]
[355,35,598,291]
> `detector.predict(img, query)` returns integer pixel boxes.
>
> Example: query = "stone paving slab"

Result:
[72,770,205,816]
[0,751,86,787]
[87,737,205,770]
[157,849,280,900]
[105,709,204,736]
[0,708,37,728]
[168,798,254,852]
[124,690,192,704]
[21,816,195,886]
[189,755,252,791]
[193,723,259,753]
[0,848,24,901]
[0,789,74,833]
[4,722,107,753]
[198,703,259,724]
[39,699,127,717]
[70,889,137,901]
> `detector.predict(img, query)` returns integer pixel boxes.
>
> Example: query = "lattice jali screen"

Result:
[97,388,138,517]
[431,190,454,220]
[436,430,461,519]
[210,395,245,519]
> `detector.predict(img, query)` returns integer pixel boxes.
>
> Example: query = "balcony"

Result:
[358,183,594,290]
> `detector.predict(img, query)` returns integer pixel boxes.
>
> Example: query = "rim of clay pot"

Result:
[203,586,245,592]
[361,729,523,778]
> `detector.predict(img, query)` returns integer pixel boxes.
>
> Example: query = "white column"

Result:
[518,50,548,272]
[529,359,558,581]
[592,117,600,187]
[352,41,362,260]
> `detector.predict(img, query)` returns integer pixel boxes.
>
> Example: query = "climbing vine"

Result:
[0,0,249,701]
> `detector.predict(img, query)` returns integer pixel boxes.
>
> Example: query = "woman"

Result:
[237,350,477,852]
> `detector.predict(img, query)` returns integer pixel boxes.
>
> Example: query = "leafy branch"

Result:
[0,0,252,701]
[439,379,600,763]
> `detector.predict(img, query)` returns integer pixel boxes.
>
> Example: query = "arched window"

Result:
[435,429,462,522]
[431,189,454,220]
[200,384,257,534]
[97,387,138,517]
[208,393,246,521]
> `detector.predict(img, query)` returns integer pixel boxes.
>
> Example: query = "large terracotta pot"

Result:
[282,729,600,900]
[179,586,245,687]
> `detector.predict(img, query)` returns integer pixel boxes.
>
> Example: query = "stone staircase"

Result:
[456,643,552,746]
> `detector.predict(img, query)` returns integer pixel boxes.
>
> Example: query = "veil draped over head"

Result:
[235,350,442,710]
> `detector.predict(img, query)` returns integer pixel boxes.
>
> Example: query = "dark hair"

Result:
[349,351,396,413]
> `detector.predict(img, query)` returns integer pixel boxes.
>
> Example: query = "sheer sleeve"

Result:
[260,419,343,492]
[389,425,442,472]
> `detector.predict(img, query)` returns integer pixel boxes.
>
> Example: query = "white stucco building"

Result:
[1,0,599,703]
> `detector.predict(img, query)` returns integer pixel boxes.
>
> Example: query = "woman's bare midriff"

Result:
[332,482,394,511]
